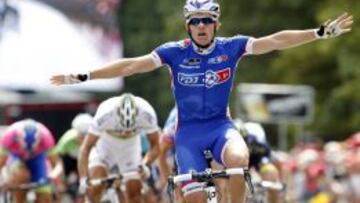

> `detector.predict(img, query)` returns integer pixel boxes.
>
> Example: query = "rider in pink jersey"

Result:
[1,119,54,159]
[0,119,59,203]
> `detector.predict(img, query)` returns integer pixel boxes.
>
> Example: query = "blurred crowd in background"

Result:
[282,132,360,203]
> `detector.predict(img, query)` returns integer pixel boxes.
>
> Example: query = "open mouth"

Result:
[198,32,207,37]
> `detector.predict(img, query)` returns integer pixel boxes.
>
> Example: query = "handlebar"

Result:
[89,168,149,187]
[254,181,286,191]
[1,179,48,191]
[168,167,254,194]
[169,168,246,184]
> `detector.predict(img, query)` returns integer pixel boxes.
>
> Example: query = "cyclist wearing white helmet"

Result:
[72,113,93,136]
[57,113,93,149]
[51,0,352,202]
[53,113,93,201]
[54,113,93,164]
[240,121,283,203]
[77,93,160,203]
[183,0,220,52]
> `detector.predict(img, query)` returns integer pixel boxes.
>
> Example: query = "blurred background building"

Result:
[0,0,122,136]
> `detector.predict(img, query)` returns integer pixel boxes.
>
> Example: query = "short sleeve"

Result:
[152,41,185,67]
[227,35,253,60]
[88,111,112,136]
[39,124,55,150]
[0,126,14,151]
[54,129,75,155]
[136,97,160,134]
[88,98,117,136]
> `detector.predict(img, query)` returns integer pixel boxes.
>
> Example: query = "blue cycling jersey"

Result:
[153,36,251,175]
[153,36,250,123]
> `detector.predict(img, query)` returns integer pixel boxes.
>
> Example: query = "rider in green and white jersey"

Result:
[55,113,93,159]
[53,113,93,200]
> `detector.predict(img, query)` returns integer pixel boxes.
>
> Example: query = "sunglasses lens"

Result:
[202,18,214,24]
[189,18,215,26]
[189,18,201,25]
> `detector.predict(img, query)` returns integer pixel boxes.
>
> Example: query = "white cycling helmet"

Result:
[244,122,267,144]
[184,0,220,21]
[117,93,138,131]
[71,113,93,135]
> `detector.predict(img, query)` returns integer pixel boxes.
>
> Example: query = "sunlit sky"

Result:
[0,0,123,91]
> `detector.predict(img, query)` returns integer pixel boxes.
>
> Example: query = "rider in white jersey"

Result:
[51,1,353,202]
[77,93,160,203]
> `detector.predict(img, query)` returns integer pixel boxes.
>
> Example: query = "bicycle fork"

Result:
[244,168,255,195]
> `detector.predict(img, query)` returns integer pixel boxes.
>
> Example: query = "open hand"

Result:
[317,12,354,39]
[50,74,81,85]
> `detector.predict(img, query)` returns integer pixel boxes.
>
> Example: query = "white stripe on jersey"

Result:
[245,37,255,55]
[151,51,163,68]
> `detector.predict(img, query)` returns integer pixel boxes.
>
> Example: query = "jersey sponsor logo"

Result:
[179,64,200,69]
[183,58,201,66]
[178,72,203,87]
[96,112,113,127]
[180,58,201,69]
[178,67,231,88]
[142,111,154,125]
[208,54,228,64]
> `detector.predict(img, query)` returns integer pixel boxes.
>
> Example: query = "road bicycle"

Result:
[167,167,254,203]
[167,150,254,203]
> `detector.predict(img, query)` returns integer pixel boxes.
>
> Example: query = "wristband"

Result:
[315,25,325,39]
[77,72,91,82]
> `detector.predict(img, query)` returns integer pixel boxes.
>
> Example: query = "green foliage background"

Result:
[115,0,359,145]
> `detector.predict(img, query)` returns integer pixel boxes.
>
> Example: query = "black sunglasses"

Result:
[188,17,215,26]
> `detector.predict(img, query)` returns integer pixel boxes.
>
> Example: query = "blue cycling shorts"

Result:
[175,117,240,174]
[9,152,48,183]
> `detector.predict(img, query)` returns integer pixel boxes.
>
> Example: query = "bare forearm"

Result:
[270,29,318,50]
[253,29,319,54]
[90,58,137,79]
[143,146,159,165]
[78,146,90,178]
[158,155,171,179]
[89,54,156,79]
[48,157,64,179]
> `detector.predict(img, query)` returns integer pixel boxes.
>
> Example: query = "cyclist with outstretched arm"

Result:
[51,0,353,202]
[77,93,160,203]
